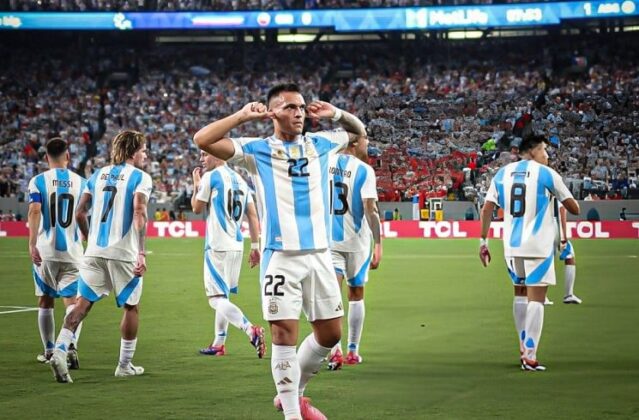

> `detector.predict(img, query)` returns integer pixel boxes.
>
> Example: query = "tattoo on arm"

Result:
[339,111,367,137]
[365,200,381,244]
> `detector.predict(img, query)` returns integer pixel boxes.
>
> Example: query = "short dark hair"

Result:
[266,83,301,108]
[45,138,68,159]
[519,135,548,153]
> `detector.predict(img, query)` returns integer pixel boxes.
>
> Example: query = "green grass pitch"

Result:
[1,238,638,419]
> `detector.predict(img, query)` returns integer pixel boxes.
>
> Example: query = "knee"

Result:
[348,287,364,301]
[38,296,54,308]
[207,295,226,311]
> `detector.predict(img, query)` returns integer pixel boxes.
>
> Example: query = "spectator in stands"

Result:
[393,208,401,220]
[154,208,163,221]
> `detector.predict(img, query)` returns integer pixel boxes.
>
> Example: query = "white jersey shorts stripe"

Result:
[506,252,556,286]
[32,264,79,298]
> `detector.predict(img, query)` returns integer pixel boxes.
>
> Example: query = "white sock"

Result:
[271,345,300,419]
[119,338,137,368]
[565,265,576,297]
[65,304,82,348]
[524,301,544,361]
[213,312,229,347]
[348,300,365,353]
[53,327,75,355]
[298,334,332,396]
[513,296,528,354]
[209,297,252,336]
[38,308,55,355]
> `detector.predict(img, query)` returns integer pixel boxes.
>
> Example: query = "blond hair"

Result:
[111,130,146,164]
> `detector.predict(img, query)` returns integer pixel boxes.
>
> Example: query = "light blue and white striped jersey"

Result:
[485,159,573,258]
[329,154,378,252]
[27,169,86,263]
[83,163,153,262]
[230,130,349,251]
[196,164,254,252]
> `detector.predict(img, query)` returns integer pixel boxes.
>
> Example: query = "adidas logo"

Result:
[277,377,293,386]
[335,302,343,312]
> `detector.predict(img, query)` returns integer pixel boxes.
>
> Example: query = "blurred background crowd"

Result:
[1,33,637,212]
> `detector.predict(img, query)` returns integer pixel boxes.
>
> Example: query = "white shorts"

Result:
[261,249,343,322]
[33,261,79,298]
[559,241,575,261]
[506,255,556,287]
[204,250,243,297]
[78,257,143,307]
[331,249,371,287]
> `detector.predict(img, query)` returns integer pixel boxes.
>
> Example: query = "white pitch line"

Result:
[0,306,38,315]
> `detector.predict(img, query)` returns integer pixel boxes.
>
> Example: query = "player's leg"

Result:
[295,250,342,420]
[263,250,304,419]
[50,257,107,382]
[202,251,264,357]
[508,258,528,363]
[561,242,581,303]
[521,256,556,371]
[109,259,145,377]
[33,262,58,362]
[327,250,345,371]
[345,285,365,365]
[343,249,370,365]
[37,295,55,363]
[58,263,84,369]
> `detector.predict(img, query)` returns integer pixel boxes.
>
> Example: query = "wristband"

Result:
[331,108,343,122]
[480,238,488,247]
[251,242,259,250]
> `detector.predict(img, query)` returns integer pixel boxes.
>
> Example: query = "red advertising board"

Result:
[1,221,638,239]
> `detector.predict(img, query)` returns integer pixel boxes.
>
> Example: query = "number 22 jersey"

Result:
[84,163,153,262]
[485,159,573,258]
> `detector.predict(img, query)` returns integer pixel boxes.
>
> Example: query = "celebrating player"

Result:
[194,83,367,420]
[49,130,152,383]
[191,150,265,358]
[479,135,579,371]
[28,138,85,369]
[327,135,382,370]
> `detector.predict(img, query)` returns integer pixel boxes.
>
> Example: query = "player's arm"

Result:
[194,102,268,160]
[561,198,579,216]
[306,100,367,142]
[245,201,261,268]
[133,192,148,277]
[75,192,92,240]
[27,201,42,266]
[364,198,382,269]
[191,167,206,214]
[479,200,495,267]
[559,205,568,243]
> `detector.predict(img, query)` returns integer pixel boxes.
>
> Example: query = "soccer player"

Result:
[194,83,367,420]
[327,136,382,370]
[28,138,85,369]
[479,135,579,371]
[49,130,152,383]
[191,150,265,358]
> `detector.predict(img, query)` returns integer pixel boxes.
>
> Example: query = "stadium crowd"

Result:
[1,37,637,206]
[3,0,569,12]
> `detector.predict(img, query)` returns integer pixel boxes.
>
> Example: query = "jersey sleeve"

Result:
[314,130,349,154]
[84,170,99,196]
[27,177,42,204]
[229,137,261,167]
[485,177,500,206]
[196,171,212,203]
[135,172,153,199]
[361,166,378,200]
[547,167,573,202]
